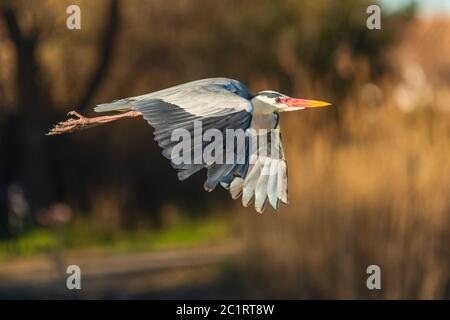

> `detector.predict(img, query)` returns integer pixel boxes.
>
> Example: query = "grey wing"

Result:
[95,78,254,192]
[227,127,288,213]
[95,78,252,114]
[139,100,252,191]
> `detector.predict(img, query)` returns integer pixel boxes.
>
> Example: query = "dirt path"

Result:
[0,242,242,299]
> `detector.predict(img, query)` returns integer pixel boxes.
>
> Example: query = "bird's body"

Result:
[48,78,331,213]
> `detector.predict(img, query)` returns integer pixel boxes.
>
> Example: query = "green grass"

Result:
[0,216,234,260]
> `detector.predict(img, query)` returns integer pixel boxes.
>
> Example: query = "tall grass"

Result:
[239,103,450,299]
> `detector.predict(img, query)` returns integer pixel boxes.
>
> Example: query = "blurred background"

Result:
[0,0,449,299]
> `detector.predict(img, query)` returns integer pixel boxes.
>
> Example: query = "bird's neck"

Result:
[251,96,277,115]
[251,97,278,130]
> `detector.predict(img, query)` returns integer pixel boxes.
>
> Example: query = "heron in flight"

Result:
[48,78,331,213]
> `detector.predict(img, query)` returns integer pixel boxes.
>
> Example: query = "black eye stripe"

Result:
[261,92,281,99]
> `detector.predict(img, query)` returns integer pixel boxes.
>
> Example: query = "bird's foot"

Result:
[47,110,142,136]
[46,111,96,136]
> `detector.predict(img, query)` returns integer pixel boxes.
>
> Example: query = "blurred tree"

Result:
[0,0,121,234]
[0,0,413,233]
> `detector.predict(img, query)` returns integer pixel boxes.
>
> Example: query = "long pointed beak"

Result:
[282,98,332,109]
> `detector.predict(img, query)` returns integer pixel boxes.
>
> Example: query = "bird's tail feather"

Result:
[94,99,133,113]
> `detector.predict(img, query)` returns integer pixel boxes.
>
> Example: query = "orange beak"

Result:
[279,97,332,109]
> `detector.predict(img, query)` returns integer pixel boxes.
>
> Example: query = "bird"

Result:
[48,78,331,213]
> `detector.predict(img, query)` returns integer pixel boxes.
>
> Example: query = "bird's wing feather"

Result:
[96,78,254,193]
[95,78,252,114]
[229,127,288,213]
[94,78,288,213]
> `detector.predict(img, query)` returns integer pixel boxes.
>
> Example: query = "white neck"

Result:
[251,95,277,115]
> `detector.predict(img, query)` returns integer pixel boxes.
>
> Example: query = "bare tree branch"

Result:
[2,6,23,45]
[77,0,121,114]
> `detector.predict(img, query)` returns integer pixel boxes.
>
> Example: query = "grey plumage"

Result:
[94,78,289,213]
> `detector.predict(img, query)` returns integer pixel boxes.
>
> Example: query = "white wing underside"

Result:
[227,127,288,213]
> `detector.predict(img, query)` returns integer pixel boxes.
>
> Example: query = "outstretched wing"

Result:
[95,78,288,213]
[225,127,288,213]
[95,78,254,192]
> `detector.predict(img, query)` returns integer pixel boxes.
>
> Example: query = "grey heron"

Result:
[48,78,331,213]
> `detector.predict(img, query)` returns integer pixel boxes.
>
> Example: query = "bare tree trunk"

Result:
[1,0,121,216]
[2,6,54,214]
[77,0,121,114]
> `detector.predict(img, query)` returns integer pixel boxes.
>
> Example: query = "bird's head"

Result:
[254,90,331,112]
